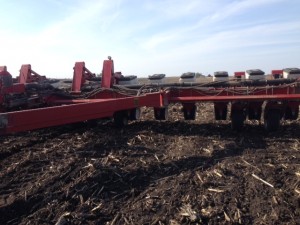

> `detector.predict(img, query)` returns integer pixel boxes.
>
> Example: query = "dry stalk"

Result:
[110,213,120,225]
[208,188,225,193]
[82,163,94,169]
[154,154,160,162]
[224,211,231,222]
[281,164,288,169]
[234,208,242,224]
[169,220,180,225]
[241,159,261,171]
[139,159,147,164]
[272,196,278,205]
[196,172,203,183]
[55,212,71,225]
[108,154,120,162]
[96,186,105,196]
[180,204,199,222]
[113,171,121,177]
[265,163,275,168]
[252,174,274,188]
[123,216,130,224]
[137,134,145,141]
[150,218,159,225]
[202,148,211,154]
[213,169,222,177]
[91,203,102,212]
[79,195,84,205]
[201,207,211,217]
[237,209,242,224]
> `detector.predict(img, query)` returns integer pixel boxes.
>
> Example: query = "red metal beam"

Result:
[71,62,85,93]
[71,62,96,93]
[18,64,32,83]
[53,99,109,104]
[169,94,300,102]
[0,93,163,134]
[234,71,245,77]
[166,85,299,98]
[101,59,114,88]
[272,70,283,75]
[0,66,25,95]
[17,64,46,83]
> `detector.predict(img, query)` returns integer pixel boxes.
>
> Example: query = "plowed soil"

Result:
[0,103,300,225]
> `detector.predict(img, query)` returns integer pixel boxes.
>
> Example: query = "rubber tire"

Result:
[183,106,196,120]
[248,108,262,120]
[264,110,281,132]
[114,111,128,127]
[284,107,299,120]
[154,107,168,120]
[231,112,245,131]
[214,107,227,120]
[129,108,141,120]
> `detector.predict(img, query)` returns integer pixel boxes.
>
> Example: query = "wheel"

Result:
[154,107,168,120]
[264,110,281,132]
[231,111,245,131]
[129,108,141,120]
[214,104,228,120]
[284,107,299,120]
[183,106,196,120]
[113,111,128,127]
[248,107,262,120]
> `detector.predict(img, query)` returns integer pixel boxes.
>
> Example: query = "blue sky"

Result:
[0,0,299,78]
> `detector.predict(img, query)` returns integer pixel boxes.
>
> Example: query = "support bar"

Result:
[0,93,163,135]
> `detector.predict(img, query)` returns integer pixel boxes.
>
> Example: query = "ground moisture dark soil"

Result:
[0,103,300,225]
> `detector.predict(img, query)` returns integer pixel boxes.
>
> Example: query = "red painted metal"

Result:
[52,99,108,104]
[0,66,25,97]
[2,84,26,94]
[0,66,12,88]
[0,92,163,134]
[101,59,115,88]
[17,64,46,83]
[272,70,283,75]
[45,89,137,106]
[0,67,26,109]
[165,85,299,101]
[71,62,96,93]
[234,72,245,77]
[2,57,300,135]
[168,94,300,102]
[271,69,283,79]
[71,62,85,93]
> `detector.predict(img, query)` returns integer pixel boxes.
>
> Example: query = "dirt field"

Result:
[0,103,300,225]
